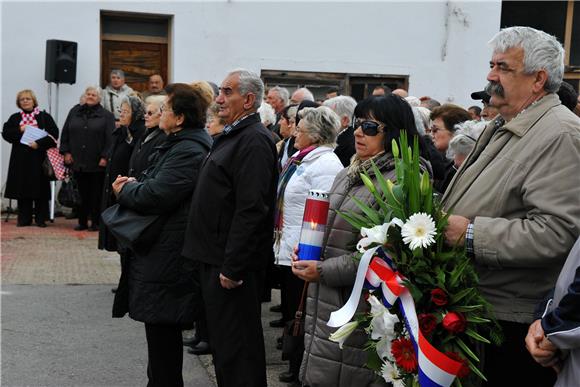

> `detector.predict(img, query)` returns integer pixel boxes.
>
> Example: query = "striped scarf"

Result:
[20,107,40,127]
[273,145,317,247]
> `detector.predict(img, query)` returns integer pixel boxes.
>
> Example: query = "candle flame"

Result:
[310,221,317,230]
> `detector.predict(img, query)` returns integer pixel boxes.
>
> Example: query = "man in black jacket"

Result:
[183,69,278,387]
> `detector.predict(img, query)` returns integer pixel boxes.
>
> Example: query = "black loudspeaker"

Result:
[45,39,77,84]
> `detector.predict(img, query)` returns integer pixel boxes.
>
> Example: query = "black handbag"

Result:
[282,282,309,361]
[57,174,81,208]
[42,156,56,180]
[100,203,163,251]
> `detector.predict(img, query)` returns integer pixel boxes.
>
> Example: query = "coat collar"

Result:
[222,112,260,136]
[157,127,212,151]
[501,93,560,137]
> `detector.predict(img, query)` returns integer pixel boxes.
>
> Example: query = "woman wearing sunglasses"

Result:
[292,94,430,387]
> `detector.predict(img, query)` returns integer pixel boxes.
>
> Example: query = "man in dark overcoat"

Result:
[183,69,278,387]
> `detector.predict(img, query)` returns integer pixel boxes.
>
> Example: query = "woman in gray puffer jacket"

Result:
[291,94,431,387]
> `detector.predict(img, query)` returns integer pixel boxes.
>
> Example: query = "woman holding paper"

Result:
[2,89,58,227]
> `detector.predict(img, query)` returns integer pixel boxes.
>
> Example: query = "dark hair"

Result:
[281,104,298,121]
[165,83,209,129]
[430,104,471,132]
[468,106,482,116]
[296,100,320,126]
[326,86,340,95]
[354,94,428,159]
[557,81,579,112]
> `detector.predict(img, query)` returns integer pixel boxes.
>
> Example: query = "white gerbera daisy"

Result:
[401,212,436,250]
[381,361,403,386]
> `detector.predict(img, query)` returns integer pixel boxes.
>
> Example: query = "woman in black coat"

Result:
[111,83,212,387]
[60,86,115,231]
[2,89,58,227]
[98,95,145,252]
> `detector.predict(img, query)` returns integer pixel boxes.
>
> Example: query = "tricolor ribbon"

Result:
[328,246,463,387]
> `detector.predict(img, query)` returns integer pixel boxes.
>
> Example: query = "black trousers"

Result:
[482,320,557,387]
[280,265,305,323]
[200,263,267,387]
[144,323,184,387]
[74,171,104,227]
[17,198,48,225]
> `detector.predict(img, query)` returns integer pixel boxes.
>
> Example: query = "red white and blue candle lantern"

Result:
[298,190,330,261]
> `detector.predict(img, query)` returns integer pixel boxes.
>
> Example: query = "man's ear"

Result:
[175,113,185,127]
[341,115,350,128]
[532,69,548,93]
[244,93,256,110]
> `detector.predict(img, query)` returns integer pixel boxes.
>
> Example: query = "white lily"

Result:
[329,321,358,349]
[357,219,404,253]
[376,337,394,361]
[401,212,437,250]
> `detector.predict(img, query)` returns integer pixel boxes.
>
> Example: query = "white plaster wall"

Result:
[1,0,502,195]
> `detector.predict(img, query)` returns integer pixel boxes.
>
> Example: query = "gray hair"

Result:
[145,94,166,109]
[84,86,102,102]
[228,68,264,109]
[287,105,298,123]
[323,95,357,126]
[269,86,290,106]
[489,26,564,93]
[293,87,314,102]
[447,119,487,158]
[110,69,125,78]
[258,102,277,126]
[412,106,431,135]
[298,106,340,146]
[120,95,145,122]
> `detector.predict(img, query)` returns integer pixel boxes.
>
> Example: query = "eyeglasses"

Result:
[145,110,159,116]
[353,118,385,136]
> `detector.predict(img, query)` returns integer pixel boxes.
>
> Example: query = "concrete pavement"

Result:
[1,216,288,387]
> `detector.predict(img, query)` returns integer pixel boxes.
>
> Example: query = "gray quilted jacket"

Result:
[300,152,396,387]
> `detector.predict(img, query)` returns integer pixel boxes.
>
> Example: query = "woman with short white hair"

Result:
[60,86,115,231]
[274,105,343,384]
[447,119,486,167]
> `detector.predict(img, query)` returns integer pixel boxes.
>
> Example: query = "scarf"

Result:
[19,107,40,127]
[274,145,317,247]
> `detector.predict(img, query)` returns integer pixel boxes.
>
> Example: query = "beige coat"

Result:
[442,93,580,323]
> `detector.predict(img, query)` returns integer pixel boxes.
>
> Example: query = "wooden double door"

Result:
[101,40,168,93]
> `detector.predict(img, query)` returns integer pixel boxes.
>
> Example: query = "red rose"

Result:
[391,337,418,373]
[442,312,467,333]
[431,288,448,306]
[445,351,470,378]
[418,313,437,336]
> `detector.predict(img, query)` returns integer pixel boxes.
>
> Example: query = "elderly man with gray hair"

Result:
[324,95,357,166]
[442,26,580,386]
[101,69,134,122]
[183,69,278,387]
[447,120,486,167]
[290,87,315,104]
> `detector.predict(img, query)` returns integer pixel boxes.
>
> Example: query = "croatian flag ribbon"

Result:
[298,190,330,261]
[327,246,463,387]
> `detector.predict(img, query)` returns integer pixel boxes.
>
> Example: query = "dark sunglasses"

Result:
[353,118,385,136]
[145,110,158,116]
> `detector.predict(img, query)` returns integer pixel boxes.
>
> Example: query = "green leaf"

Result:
[335,210,366,230]
[466,316,492,324]
[449,288,475,305]
[453,304,484,312]
[455,337,479,362]
[465,328,491,344]
[468,361,487,382]
[350,196,381,225]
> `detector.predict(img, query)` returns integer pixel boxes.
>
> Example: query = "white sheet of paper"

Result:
[20,125,47,146]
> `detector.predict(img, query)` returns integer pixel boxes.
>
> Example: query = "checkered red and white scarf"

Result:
[19,107,40,127]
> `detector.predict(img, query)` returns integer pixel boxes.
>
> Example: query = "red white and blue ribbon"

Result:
[328,246,463,387]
